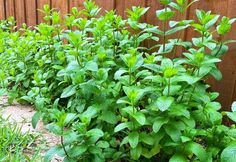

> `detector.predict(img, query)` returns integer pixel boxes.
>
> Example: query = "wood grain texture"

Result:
[51,0,69,19]
[0,0,5,19]
[69,0,84,12]
[15,0,26,27]
[219,0,236,110]
[5,0,15,18]
[37,0,51,23]
[25,0,37,26]
[95,0,115,15]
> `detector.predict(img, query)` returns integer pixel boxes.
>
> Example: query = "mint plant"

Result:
[0,0,236,161]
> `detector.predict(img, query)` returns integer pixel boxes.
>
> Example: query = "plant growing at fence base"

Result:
[1,0,236,161]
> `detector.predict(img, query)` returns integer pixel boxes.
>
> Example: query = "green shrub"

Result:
[1,0,236,161]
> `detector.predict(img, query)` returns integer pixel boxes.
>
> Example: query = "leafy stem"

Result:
[215,42,223,57]
[167,77,171,96]
[188,68,200,103]
[61,128,69,157]
[163,5,167,52]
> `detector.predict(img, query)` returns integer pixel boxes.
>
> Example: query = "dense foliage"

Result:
[1,0,236,161]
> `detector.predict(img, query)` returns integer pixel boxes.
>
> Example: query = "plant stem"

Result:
[163,6,167,53]
[172,12,183,59]
[214,42,223,57]
[76,47,83,67]
[167,77,171,96]
[61,133,69,157]
[202,31,205,43]
[188,69,200,103]
[132,105,136,130]
[129,68,132,85]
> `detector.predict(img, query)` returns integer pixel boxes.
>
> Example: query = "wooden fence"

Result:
[0,0,235,110]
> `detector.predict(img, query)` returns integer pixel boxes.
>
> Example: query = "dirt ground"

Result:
[0,96,63,161]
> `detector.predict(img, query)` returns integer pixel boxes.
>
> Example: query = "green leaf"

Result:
[186,142,207,162]
[61,85,78,98]
[160,0,171,5]
[97,141,109,148]
[64,113,77,125]
[155,96,174,112]
[165,26,188,35]
[123,86,145,104]
[210,68,222,81]
[100,111,118,124]
[114,69,128,80]
[232,101,236,112]
[156,8,175,21]
[87,128,104,142]
[130,144,142,160]
[169,153,188,162]
[153,117,169,133]
[32,112,41,129]
[128,132,139,148]
[205,15,220,29]
[226,112,236,122]
[85,61,98,71]
[44,146,64,162]
[173,75,200,84]
[164,124,181,142]
[114,123,129,133]
[68,145,87,157]
[221,145,236,162]
[132,112,146,125]
[140,133,154,145]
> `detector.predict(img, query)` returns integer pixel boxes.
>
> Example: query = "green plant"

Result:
[1,0,236,161]
[0,115,40,161]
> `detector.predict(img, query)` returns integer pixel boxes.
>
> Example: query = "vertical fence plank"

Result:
[145,0,163,49]
[146,0,162,25]
[15,0,26,27]
[51,0,69,19]
[0,0,5,20]
[95,0,115,15]
[37,0,51,23]
[185,0,234,110]
[218,0,236,110]
[25,0,37,26]
[5,0,15,18]
[69,0,84,12]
